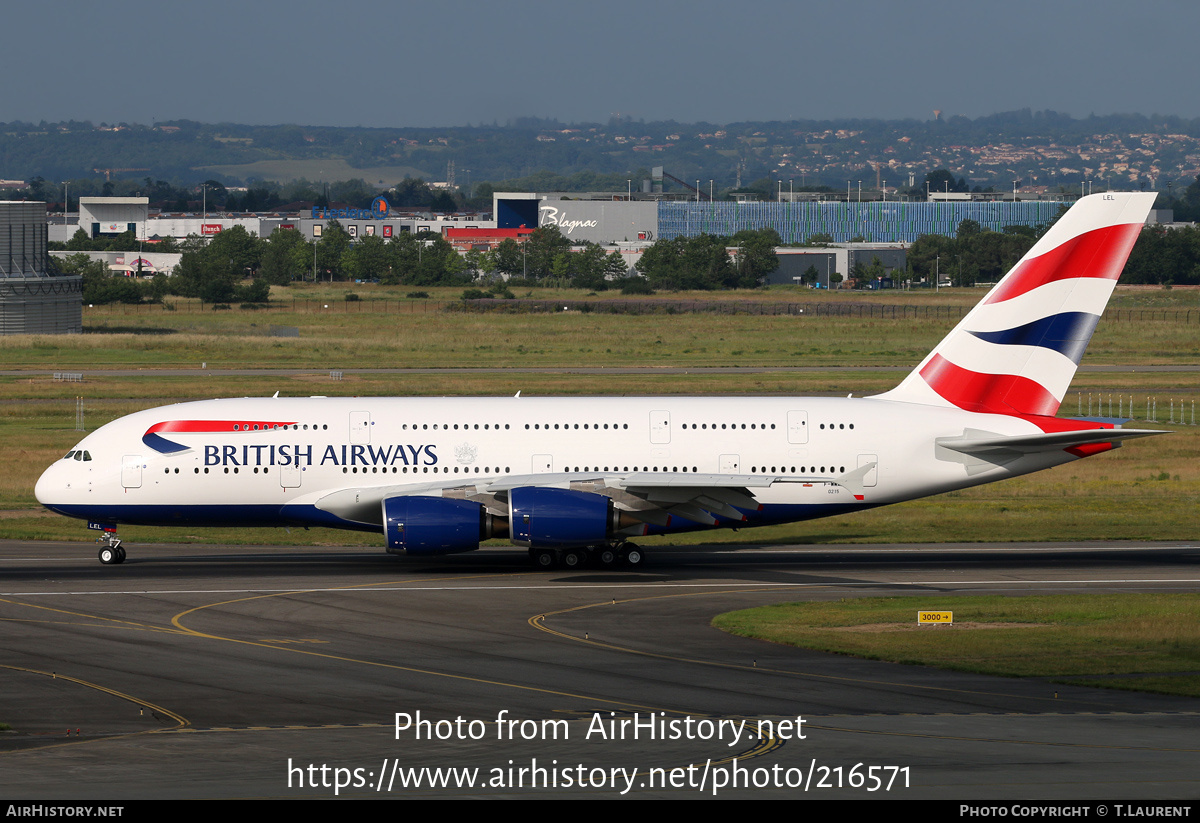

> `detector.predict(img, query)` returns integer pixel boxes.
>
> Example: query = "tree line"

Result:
[54,208,1200,307]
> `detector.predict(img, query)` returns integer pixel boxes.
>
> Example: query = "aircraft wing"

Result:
[313,465,877,530]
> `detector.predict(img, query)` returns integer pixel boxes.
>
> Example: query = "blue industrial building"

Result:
[496,192,1070,245]
[657,199,1067,244]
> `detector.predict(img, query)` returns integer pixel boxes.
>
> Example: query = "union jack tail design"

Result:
[878,192,1156,417]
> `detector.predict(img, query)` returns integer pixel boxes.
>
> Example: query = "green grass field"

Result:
[6,283,1200,371]
[713,594,1200,697]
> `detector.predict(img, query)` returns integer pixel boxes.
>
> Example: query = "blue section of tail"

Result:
[967,311,1100,364]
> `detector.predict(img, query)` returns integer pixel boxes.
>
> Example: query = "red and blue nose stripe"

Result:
[143,420,297,454]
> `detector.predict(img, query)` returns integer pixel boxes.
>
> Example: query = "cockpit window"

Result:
[64,451,76,460]
[82,451,92,461]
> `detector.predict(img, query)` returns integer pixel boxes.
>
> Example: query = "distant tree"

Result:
[570,242,608,290]
[205,225,260,276]
[107,231,140,252]
[493,238,524,276]
[58,253,141,304]
[345,233,390,281]
[429,190,457,213]
[65,228,93,251]
[391,177,434,208]
[329,178,376,209]
[956,219,982,239]
[619,276,654,295]
[463,248,493,279]
[384,232,422,283]
[314,220,350,280]
[403,235,469,286]
[259,228,310,285]
[604,251,628,279]
[639,234,736,290]
[924,169,968,194]
[522,226,572,280]
[731,228,779,287]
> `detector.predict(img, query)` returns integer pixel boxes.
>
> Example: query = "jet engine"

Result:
[382,496,499,555]
[509,487,624,549]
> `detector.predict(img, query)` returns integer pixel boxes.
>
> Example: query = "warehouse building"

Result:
[495,192,1071,245]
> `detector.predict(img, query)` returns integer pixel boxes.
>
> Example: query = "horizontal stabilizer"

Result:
[936,427,1167,458]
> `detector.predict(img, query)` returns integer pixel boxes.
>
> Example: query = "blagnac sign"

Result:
[538,205,599,235]
[312,196,391,221]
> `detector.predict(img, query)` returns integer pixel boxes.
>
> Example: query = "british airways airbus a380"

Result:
[36,192,1165,568]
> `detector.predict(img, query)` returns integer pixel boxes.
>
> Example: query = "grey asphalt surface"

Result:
[1,540,1198,799]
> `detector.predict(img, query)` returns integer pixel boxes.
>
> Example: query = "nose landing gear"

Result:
[97,531,126,565]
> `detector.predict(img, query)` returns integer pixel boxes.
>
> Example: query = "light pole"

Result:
[62,181,69,227]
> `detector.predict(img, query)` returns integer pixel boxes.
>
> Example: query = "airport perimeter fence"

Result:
[84,298,1200,324]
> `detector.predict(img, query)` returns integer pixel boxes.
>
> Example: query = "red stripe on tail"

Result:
[985,222,1143,305]
[920,354,1059,416]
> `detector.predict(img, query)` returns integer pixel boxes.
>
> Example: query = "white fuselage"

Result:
[35,393,1073,542]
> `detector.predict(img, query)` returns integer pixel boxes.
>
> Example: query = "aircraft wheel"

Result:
[561,549,585,569]
[532,549,556,570]
[598,547,617,566]
[623,543,644,568]
[98,546,119,565]
[115,547,127,564]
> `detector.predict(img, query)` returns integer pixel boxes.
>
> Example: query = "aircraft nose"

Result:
[35,461,66,508]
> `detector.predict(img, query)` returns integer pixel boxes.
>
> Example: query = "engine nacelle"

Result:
[382,496,493,556]
[509,487,618,549]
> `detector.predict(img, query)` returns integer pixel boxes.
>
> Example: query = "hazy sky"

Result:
[10,0,1199,127]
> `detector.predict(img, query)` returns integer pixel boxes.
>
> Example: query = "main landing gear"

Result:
[530,541,644,570]
[97,531,126,565]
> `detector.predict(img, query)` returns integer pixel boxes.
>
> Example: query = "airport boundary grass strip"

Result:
[73,295,1200,323]
[5,305,1199,370]
[712,594,1200,698]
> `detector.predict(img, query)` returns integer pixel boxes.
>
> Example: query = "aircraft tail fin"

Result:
[876,192,1156,416]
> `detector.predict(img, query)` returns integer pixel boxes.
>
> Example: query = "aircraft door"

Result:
[857,453,879,487]
[121,455,143,489]
[719,454,741,473]
[350,411,371,445]
[532,454,553,473]
[650,410,671,444]
[279,463,302,489]
[787,411,809,444]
